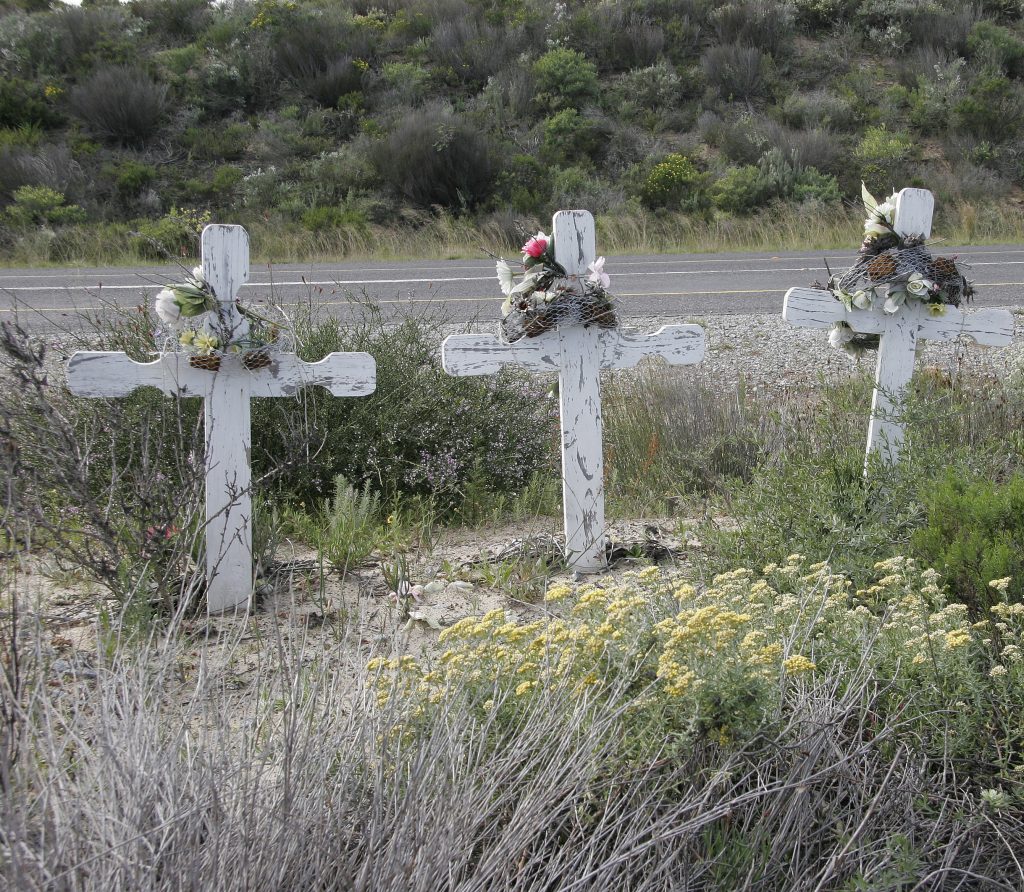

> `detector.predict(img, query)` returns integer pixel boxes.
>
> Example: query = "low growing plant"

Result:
[912,471,1024,616]
[284,474,387,573]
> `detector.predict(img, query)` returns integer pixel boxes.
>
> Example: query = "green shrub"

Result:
[539,109,605,167]
[370,104,497,209]
[299,205,369,232]
[701,43,771,100]
[953,76,1024,143]
[702,441,924,583]
[4,185,85,228]
[211,164,242,192]
[907,57,968,135]
[912,472,1024,616]
[380,61,431,104]
[68,65,169,146]
[967,21,1024,78]
[531,47,599,113]
[113,159,157,196]
[608,61,685,113]
[853,124,916,194]
[792,165,841,202]
[0,125,43,151]
[548,165,623,215]
[792,0,857,30]
[639,153,708,211]
[711,165,776,214]
[491,153,551,215]
[0,78,60,130]
[252,303,555,513]
[284,474,387,572]
[134,206,210,258]
[180,122,250,161]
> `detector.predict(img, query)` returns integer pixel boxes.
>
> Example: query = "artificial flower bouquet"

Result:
[153,267,289,371]
[497,231,617,342]
[824,185,973,357]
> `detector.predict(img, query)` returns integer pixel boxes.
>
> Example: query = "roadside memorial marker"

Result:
[442,210,705,573]
[66,225,376,613]
[783,188,1013,469]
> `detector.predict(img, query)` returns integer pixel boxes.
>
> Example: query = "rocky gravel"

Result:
[626,307,1024,392]
[451,305,1024,393]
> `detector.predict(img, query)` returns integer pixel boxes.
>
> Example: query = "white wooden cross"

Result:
[442,210,705,573]
[784,188,1014,468]
[66,225,377,613]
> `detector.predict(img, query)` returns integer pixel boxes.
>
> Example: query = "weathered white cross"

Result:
[783,188,1013,468]
[442,210,705,573]
[66,225,377,613]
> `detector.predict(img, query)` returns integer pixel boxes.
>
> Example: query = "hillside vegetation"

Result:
[0,0,1023,263]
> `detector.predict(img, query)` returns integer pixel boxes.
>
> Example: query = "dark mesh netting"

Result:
[501,281,617,341]
[836,244,973,308]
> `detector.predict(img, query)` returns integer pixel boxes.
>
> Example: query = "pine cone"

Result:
[189,354,222,371]
[242,349,273,370]
[866,253,898,281]
[928,257,959,281]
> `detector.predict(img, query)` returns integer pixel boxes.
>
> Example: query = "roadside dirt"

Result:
[16,516,715,708]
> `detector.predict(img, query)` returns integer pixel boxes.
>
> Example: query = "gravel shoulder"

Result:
[627,307,1024,391]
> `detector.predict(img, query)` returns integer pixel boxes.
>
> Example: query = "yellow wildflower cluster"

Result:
[367,559,1024,742]
[782,655,816,675]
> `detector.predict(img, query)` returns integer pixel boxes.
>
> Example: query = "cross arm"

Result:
[916,306,1014,346]
[597,325,705,369]
[442,332,560,375]
[783,287,850,329]
[66,351,208,397]
[250,353,377,397]
[783,287,890,335]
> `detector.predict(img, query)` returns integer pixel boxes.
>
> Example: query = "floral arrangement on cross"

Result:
[153,266,290,371]
[497,231,616,342]
[825,184,974,357]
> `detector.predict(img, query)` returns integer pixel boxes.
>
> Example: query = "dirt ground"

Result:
[18,516,712,705]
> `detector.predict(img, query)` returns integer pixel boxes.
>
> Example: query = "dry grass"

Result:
[3,598,1022,890]
[7,201,1024,268]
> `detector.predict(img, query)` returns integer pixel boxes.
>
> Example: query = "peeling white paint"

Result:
[443,210,706,572]
[783,189,1013,469]
[66,225,377,613]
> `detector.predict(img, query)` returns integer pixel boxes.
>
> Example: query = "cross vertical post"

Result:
[201,225,254,606]
[553,211,606,570]
[442,210,706,573]
[66,224,377,613]
[864,189,931,465]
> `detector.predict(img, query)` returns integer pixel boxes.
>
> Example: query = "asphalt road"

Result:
[3,245,1023,333]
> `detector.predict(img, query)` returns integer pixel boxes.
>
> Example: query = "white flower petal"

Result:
[861,182,878,215]
[496,260,515,296]
[154,289,182,325]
